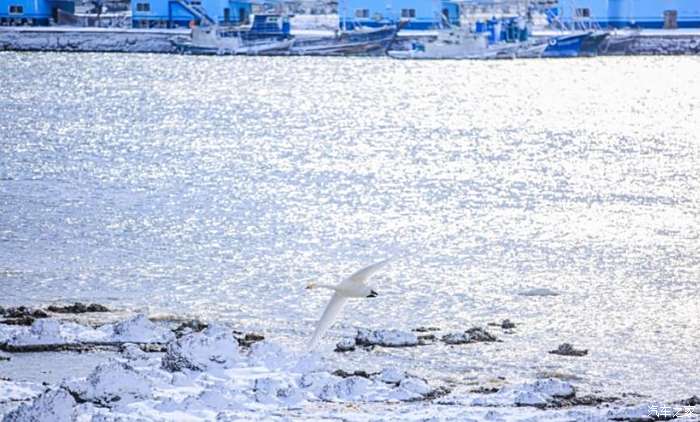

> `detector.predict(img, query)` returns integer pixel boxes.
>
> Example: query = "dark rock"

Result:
[4,306,48,319]
[234,332,265,347]
[469,386,500,394]
[334,338,356,352]
[173,320,208,338]
[242,333,264,344]
[0,342,97,353]
[412,326,440,332]
[416,385,451,402]
[86,304,110,312]
[4,307,26,318]
[676,395,700,406]
[0,340,164,354]
[549,343,588,357]
[47,303,110,314]
[553,394,619,407]
[417,334,437,345]
[441,327,499,345]
[32,309,49,318]
[488,319,516,329]
[47,303,86,313]
[1,315,35,326]
[0,306,4,315]
[331,369,376,379]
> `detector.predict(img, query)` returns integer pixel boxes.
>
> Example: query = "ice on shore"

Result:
[355,328,419,347]
[0,314,173,347]
[2,389,76,422]
[162,324,239,372]
[102,314,175,344]
[62,361,153,406]
[0,379,42,403]
[465,378,575,408]
[0,316,670,421]
[1,316,447,420]
[2,319,106,346]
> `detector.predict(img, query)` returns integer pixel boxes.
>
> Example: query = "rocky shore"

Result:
[0,306,697,421]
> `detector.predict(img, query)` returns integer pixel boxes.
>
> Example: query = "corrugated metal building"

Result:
[558,0,700,28]
[0,0,73,25]
[337,0,460,30]
[131,0,253,28]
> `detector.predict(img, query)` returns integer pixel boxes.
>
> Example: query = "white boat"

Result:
[172,18,293,55]
[388,28,547,60]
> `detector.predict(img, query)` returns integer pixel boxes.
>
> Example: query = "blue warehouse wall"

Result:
[131,0,252,28]
[559,0,700,28]
[0,0,73,25]
[338,0,457,30]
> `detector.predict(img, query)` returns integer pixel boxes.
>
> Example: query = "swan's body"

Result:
[307,259,391,347]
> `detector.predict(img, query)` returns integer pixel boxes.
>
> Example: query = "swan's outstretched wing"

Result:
[347,258,393,285]
[309,293,348,347]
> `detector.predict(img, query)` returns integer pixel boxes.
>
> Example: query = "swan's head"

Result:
[305,282,316,290]
[366,290,378,298]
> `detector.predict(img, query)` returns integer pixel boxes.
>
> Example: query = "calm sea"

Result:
[1,52,698,399]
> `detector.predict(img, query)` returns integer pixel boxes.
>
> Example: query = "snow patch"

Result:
[5,319,106,346]
[471,378,575,408]
[253,377,303,406]
[161,324,239,372]
[2,389,76,422]
[355,329,419,347]
[0,379,43,403]
[377,368,406,384]
[319,376,371,401]
[63,361,152,406]
[103,314,174,343]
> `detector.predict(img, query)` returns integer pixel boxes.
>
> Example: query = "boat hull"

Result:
[289,26,398,56]
[388,40,547,60]
[541,31,609,58]
[172,36,292,55]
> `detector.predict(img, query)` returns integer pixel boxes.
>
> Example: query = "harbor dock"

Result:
[3,25,700,56]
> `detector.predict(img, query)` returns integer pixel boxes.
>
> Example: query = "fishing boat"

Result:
[388,22,547,60]
[537,30,608,57]
[289,25,400,56]
[172,14,293,55]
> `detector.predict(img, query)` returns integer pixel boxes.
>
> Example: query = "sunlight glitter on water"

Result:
[1,53,699,399]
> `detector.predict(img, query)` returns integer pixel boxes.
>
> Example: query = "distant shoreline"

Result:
[1,26,699,55]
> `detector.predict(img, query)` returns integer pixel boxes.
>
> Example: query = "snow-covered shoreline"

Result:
[1,308,696,421]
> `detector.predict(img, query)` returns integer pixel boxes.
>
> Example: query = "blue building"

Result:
[557,0,700,29]
[337,0,460,30]
[131,0,252,28]
[0,0,73,25]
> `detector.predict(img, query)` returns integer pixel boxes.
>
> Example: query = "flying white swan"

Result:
[306,259,392,347]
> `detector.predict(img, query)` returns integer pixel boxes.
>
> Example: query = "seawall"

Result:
[0,27,187,53]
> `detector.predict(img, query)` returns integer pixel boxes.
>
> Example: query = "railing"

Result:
[171,0,215,26]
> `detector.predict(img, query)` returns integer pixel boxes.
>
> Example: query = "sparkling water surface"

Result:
[1,52,699,400]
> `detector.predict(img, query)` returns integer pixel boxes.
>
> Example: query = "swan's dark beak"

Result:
[367,290,378,298]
